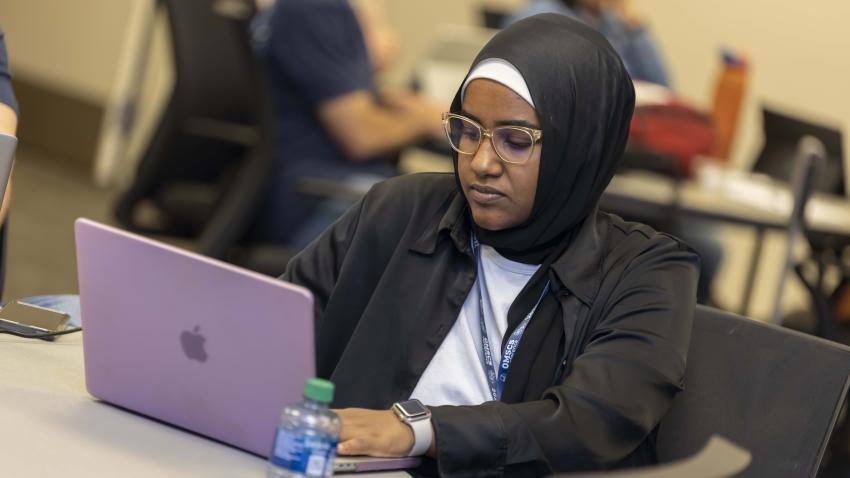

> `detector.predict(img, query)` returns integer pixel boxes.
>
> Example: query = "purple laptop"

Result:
[75,218,315,457]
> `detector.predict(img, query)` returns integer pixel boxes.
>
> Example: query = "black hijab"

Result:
[451,13,635,264]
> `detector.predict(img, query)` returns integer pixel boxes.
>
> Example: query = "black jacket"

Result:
[282,173,699,476]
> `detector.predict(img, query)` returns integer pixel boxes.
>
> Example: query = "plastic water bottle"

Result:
[267,378,341,478]
[710,48,748,161]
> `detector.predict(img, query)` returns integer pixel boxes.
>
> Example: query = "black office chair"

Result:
[559,436,751,478]
[750,109,850,339]
[656,305,850,477]
[480,6,509,29]
[113,0,288,272]
[115,0,267,239]
[768,136,824,326]
[753,107,844,196]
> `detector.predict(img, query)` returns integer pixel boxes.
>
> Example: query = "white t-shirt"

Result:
[411,244,541,406]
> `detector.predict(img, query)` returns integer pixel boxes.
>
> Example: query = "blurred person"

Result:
[350,0,399,73]
[251,0,444,248]
[0,29,80,325]
[504,0,670,87]
[0,30,17,226]
[0,29,19,299]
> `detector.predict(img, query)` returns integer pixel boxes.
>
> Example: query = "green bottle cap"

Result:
[304,378,334,403]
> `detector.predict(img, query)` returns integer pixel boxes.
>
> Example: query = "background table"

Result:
[602,170,850,237]
[602,170,850,315]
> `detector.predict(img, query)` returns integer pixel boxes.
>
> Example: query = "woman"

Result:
[282,14,698,476]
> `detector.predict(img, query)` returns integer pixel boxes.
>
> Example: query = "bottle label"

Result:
[270,429,337,477]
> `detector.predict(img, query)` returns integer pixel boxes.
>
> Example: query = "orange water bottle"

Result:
[710,49,748,161]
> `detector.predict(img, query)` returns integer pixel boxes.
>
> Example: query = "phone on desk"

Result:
[0,301,71,340]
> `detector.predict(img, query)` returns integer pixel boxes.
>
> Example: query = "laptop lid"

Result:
[334,456,422,473]
[75,218,315,457]
[0,133,17,206]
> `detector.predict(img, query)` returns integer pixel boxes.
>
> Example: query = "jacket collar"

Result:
[409,192,472,257]
[548,209,606,306]
[410,192,605,306]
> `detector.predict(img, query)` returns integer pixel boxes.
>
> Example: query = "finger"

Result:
[335,410,361,441]
[339,424,356,441]
[337,437,367,456]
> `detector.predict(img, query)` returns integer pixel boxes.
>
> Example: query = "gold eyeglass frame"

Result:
[441,112,543,165]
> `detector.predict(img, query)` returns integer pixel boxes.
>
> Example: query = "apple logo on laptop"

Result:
[180,325,208,363]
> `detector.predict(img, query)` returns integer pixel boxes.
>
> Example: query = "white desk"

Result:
[603,170,850,238]
[0,334,408,477]
[305,164,850,240]
[603,170,850,315]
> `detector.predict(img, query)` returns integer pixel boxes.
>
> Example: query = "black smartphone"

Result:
[0,301,71,340]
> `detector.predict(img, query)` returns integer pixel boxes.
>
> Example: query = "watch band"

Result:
[405,416,433,457]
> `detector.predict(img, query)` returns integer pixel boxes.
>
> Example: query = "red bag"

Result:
[629,103,716,177]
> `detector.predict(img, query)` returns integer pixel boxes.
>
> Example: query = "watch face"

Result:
[397,399,429,418]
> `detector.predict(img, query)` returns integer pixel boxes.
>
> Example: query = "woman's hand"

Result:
[334,408,414,457]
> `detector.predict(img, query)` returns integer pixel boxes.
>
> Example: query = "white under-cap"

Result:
[461,58,535,108]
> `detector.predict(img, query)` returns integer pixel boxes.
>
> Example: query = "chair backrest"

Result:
[560,436,751,478]
[480,6,509,29]
[116,0,263,235]
[167,0,258,121]
[769,136,825,324]
[753,107,845,196]
[656,305,850,477]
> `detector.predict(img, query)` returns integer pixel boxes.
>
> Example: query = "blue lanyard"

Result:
[471,234,550,401]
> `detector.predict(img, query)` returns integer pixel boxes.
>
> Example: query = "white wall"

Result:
[381,0,524,86]
[1,0,141,104]
[5,0,850,167]
[385,0,850,178]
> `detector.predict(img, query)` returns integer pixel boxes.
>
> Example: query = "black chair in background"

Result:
[116,0,256,236]
[559,436,751,478]
[753,109,850,339]
[656,305,850,477]
[770,136,824,327]
[114,0,287,273]
[480,6,509,29]
[753,107,844,196]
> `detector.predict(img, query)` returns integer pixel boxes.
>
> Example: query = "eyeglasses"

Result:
[442,112,543,165]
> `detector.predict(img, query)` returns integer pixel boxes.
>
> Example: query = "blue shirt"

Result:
[504,0,671,87]
[0,30,18,113]
[252,0,393,242]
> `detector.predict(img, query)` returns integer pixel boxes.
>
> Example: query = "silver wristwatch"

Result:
[392,399,432,456]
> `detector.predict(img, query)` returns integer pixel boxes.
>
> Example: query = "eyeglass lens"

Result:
[446,116,534,164]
